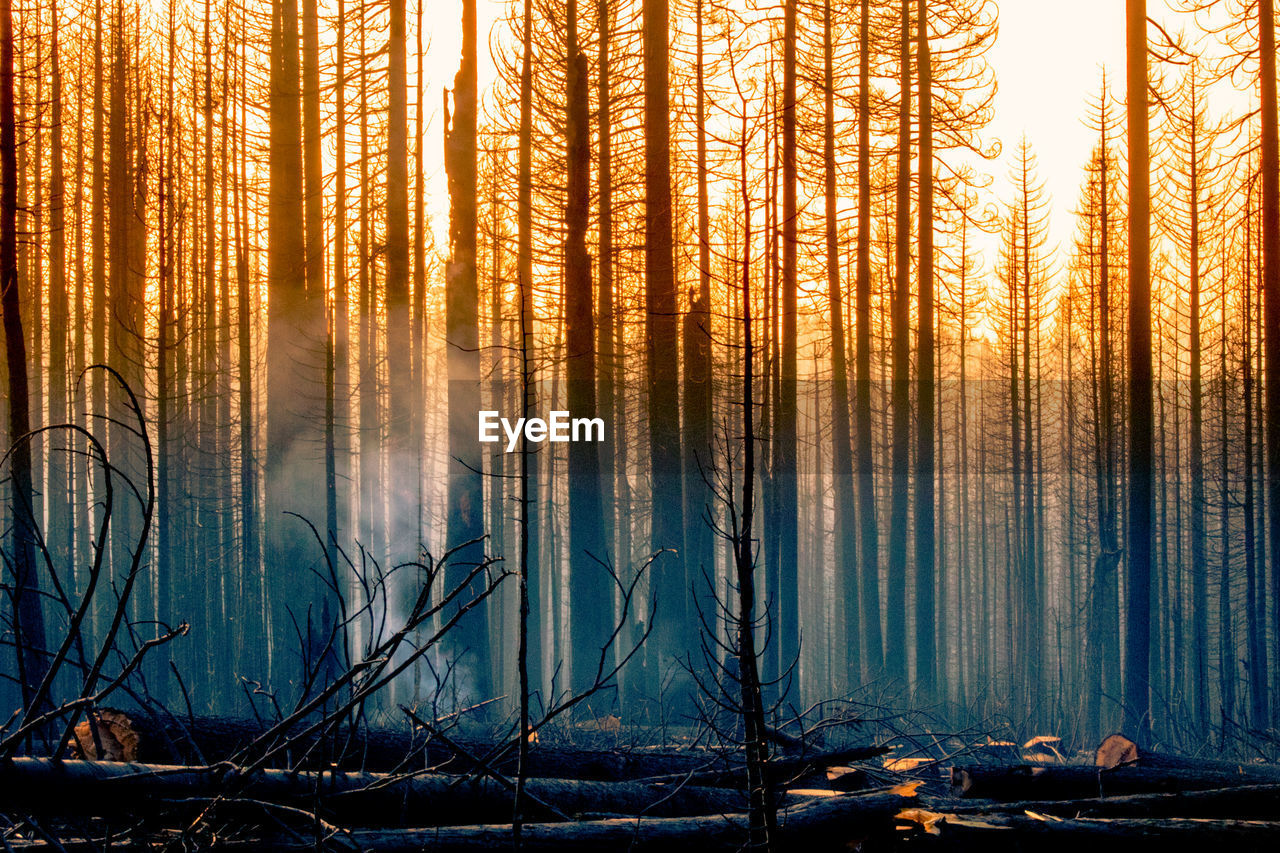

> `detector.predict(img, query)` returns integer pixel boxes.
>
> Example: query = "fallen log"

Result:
[0,758,753,826]
[58,711,718,779]
[64,711,427,771]
[62,711,780,781]
[64,711,892,789]
[217,785,918,852]
[926,782,1280,820]
[633,744,890,788]
[951,762,1268,800]
[900,811,1280,852]
[1095,733,1280,780]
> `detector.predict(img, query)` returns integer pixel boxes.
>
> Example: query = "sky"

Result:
[418,1,1249,274]
[986,0,1130,254]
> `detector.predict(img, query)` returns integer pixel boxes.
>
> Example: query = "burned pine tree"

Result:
[443,0,490,703]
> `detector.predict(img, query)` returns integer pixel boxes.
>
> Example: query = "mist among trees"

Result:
[3,0,1280,848]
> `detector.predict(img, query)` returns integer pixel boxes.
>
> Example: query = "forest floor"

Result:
[3,714,1280,850]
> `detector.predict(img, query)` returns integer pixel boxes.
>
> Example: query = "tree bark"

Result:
[1124,0,1153,743]
[952,763,1280,801]
[444,0,490,703]
[855,0,883,678]
[914,812,1280,851]
[824,0,860,689]
[266,0,323,681]
[915,0,936,698]
[517,0,542,700]
[386,0,412,571]
[933,782,1280,820]
[0,758,760,825]
[597,0,616,578]
[565,2,607,696]
[775,0,800,699]
[223,789,914,853]
[0,0,48,713]
[683,1,714,659]
[1258,0,1280,740]
[643,0,685,687]
[735,102,775,848]
[886,0,913,683]
[46,0,69,574]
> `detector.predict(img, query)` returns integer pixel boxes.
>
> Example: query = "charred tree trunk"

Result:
[565,2,606,695]
[598,0,616,574]
[683,0,714,664]
[1125,0,1153,743]
[855,0,883,678]
[46,0,69,576]
[0,0,48,713]
[643,0,685,691]
[266,0,322,681]
[444,0,489,703]
[1258,0,1280,736]
[517,0,542,701]
[915,0,936,698]
[386,0,412,570]
[775,0,800,701]
[736,103,776,849]
[886,0,913,683]
[824,0,860,688]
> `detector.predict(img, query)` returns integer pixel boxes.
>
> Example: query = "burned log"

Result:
[64,710,424,771]
[1095,733,1280,780]
[950,762,1269,800]
[929,781,1280,821]
[57,711,712,777]
[633,744,890,788]
[216,785,917,852]
[899,811,1280,852]
[0,757,754,826]
[63,711,886,786]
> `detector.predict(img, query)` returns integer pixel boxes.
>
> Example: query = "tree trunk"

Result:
[953,764,1280,801]
[643,0,685,689]
[937,782,1280,820]
[1219,204,1237,735]
[386,0,412,571]
[1244,194,1269,729]
[565,2,606,695]
[107,0,143,633]
[824,0,860,690]
[46,0,69,575]
[0,0,48,714]
[775,0,800,700]
[1258,0,1280,741]
[915,0,936,698]
[302,0,327,583]
[234,8,261,681]
[886,0,912,683]
[855,0,883,678]
[597,0,616,578]
[412,0,427,549]
[1187,72,1209,740]
[443,0,489,704]
[910,812,1280,851]
[0,758,756,826]
[223,789,914,853]
[1125,0,1153,743]
[683,0,714,665]
[266,0,322,682]
[517,0,542,701]
[736,103,775,848]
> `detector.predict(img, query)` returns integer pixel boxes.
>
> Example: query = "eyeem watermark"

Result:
[479,411,605,453]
